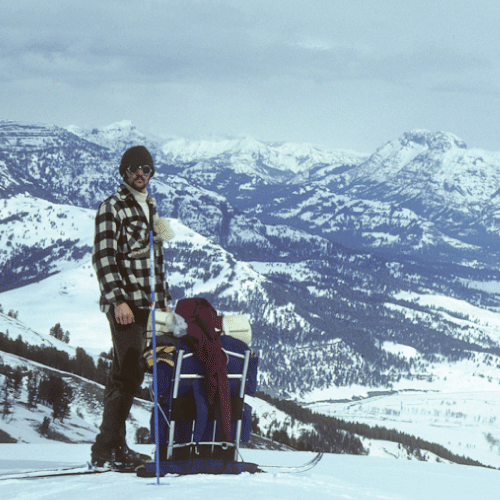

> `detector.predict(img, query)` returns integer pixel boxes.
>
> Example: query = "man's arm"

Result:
[92,202,128,307]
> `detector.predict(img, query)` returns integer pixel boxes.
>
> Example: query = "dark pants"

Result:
[92,307,148,454]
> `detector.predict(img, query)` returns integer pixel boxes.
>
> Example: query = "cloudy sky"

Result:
[2,0,500,152]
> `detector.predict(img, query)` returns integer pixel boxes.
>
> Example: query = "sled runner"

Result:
[138,298,259,477]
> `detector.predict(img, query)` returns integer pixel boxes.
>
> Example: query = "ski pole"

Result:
[148,207,161,484]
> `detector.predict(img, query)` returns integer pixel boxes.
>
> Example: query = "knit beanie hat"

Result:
[119,145,155,177]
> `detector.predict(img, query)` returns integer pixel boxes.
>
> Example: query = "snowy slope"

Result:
[0,194,95,291]
[0,444,498,500]
[309,390,500,469]
[3,306,500,468]
[3,193,500,401]
[0,215,268,354]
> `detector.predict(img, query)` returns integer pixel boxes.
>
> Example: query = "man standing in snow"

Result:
[91,145,172,470]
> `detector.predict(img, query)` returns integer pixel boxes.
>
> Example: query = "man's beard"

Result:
[125,176,148,192]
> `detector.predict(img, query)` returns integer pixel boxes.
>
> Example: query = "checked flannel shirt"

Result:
[92,183,170,313]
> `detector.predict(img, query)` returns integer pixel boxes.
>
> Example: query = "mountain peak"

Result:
[399,130,467,151]
[65,121,155,154]
[359,129,470,180]
[101,120,136,133]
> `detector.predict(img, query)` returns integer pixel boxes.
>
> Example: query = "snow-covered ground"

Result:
[309,390,500,468]
[2,201,500,492]
[3,255,500,469]
[0,444,498,500]
[0,217,262,356]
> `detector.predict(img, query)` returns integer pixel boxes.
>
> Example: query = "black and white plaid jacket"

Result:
[92,183,170,313]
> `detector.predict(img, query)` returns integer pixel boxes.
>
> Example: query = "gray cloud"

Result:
[2,0,500,152]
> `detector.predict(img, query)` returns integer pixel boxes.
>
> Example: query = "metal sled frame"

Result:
[166,341,252,462]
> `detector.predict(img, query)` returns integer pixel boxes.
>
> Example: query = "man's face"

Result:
[123,167,151,193]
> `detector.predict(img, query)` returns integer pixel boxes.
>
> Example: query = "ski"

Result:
[0,462,132,480]
[0,453,324,479]
[257,452,323,473]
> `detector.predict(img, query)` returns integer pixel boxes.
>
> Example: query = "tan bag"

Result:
[222,314,252,345]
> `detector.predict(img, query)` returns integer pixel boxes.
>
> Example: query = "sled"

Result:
[138,300,259,477]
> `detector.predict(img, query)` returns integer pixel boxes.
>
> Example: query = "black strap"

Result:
[148,203,154,232]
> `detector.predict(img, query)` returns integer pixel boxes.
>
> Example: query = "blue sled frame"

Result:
[139,334,259,476]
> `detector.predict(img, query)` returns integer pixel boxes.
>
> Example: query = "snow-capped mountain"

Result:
[66,120,164,161]
[238,129,500,264]
[335,130,500,248]
[2,119,500,404]
[0,120,117,209]
[68,120,366,178]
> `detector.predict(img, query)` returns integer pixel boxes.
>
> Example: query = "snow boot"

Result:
[91,445,150,471]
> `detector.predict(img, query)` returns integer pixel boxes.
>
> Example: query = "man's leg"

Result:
[91,308,148,466]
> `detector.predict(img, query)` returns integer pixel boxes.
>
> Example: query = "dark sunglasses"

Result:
[126,164,153,176]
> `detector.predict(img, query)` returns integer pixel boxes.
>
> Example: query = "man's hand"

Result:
[114,302,135,325]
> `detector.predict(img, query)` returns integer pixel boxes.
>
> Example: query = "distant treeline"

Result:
[0,330,111,386]
[256,392,490,468]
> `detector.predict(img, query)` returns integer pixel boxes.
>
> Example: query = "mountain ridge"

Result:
[2,119,500,402]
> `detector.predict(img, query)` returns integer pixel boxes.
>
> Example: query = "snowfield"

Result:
[309,390,500,469]
[0,444,498,500]
[4,122,500,498]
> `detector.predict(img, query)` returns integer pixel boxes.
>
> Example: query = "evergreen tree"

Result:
[39,416,51,437]
[49,323,70,343]
[1,366,24,421]
[11,367,23,401]
[52,378,73,422]
[27,371,39,408]
[74,347,96,380]
[37,374,73,422]
[1,375,14,421]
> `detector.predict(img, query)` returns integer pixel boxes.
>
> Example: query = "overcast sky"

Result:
[2,0,500,152]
